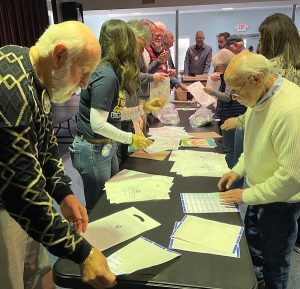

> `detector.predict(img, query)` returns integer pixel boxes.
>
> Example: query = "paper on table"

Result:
[144,137,181,154]
[172,215,243,253]
[150,77,170,103]
[129,150,170,161]
[82,207,160,251]
[169,150,229,177]
[188,131,222,139]
[169,222,241,258]
[180,193,239,213]
[107,237,181,275]
[104,169,174,204]
[187,81,216,107]
[180,138,217,148]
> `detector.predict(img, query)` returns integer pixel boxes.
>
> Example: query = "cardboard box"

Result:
[175,86,188,101]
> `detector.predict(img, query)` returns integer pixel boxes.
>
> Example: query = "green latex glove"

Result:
[131,134,152,149]
[144,97,166,113]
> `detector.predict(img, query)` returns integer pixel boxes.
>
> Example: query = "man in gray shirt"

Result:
[183,31,212,76]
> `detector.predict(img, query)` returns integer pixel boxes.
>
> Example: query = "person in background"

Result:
[219,51,300,289]
[135,19,169,102]
[248,45,254,52]
[145,21,172,75]
[163,30,188,90]
[225,35,245,54]
[204,49,246,168]
[0,21,116,289]
[183,31,212,76]
[217,32,231,49]
[71,19,164,212]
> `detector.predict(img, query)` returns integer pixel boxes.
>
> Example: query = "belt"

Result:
[76,132,114,144]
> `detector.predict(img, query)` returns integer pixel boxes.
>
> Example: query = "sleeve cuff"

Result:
[52,184,73,204]
[68,238,93,264]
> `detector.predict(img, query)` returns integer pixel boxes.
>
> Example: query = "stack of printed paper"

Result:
[105,169,174,204]
[169,215,244,258]
[82,207,160,251]
[169,150,229,177]
[180,192,239,213]
[145,126,191,154]
[107,236,181,275]
[148,126,191,140]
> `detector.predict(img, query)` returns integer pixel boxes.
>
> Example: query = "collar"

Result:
[194,43,205,50]
[24,48,45,96]
[255,74,283,106]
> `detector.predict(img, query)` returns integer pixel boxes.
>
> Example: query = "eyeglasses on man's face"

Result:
[228,75,252,100]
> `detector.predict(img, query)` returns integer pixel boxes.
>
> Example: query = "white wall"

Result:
[84,6,299,55]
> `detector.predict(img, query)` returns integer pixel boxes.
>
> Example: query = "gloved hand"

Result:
[131,134,152,149]
[144,97,166,113]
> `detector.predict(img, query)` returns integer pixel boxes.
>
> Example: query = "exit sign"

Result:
[236,23,249,31]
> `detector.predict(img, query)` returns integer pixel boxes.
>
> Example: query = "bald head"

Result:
[163,30,175,49]
[224,51,273,107]
[31,21,101,104]
[36,21,100,60]
[224,51,271,87]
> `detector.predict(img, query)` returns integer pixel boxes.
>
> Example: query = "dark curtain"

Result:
[0,0,49,47]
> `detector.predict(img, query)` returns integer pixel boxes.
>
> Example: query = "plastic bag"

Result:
[189,107,213,127]
[154,103,180,125]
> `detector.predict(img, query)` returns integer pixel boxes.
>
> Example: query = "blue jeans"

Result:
[70,136,119,211]
[245,203,300,289]
[221,128,236,169]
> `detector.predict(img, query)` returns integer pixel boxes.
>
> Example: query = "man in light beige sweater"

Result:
[218,51,300,289]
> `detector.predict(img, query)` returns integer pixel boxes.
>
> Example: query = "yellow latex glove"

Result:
[144,97,166,113]
[131,134,152,149]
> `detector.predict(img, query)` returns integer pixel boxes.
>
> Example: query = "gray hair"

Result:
[35,21,86,59]
[212,48,235,68]
[225,51,271,84]
[127,20,151,44]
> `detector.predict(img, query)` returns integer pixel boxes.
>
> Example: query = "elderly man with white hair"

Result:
[218,51,300,289]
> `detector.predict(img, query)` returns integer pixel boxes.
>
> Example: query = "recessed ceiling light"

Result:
[222,7,234,11]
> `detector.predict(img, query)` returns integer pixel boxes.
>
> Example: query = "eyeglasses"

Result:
[228,75,252,100]
[229,87,243,100]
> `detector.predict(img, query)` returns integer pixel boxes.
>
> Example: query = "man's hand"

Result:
[203,87,212,95]
[168,69,177,77]
[81,248,117,289]
[220,117,237,131]
[144,97,166,112]
[153,72,168,82]
[60,195,88,233]
[218,171,241,191]
[210,72,221,81]
[219,189,243,204]
[131,134,152,149]
[179,83,188,90]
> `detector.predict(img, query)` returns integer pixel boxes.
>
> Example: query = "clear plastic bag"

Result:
[189,107,213,127]
[154,103,180,125]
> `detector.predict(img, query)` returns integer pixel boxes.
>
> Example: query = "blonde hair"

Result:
[35,21,89,59]
[225,51,271,84]
[212,48,235,68]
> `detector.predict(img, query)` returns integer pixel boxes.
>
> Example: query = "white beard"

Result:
[50,64,79,104]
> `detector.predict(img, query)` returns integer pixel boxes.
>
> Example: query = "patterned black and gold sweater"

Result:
[0,45,91,263]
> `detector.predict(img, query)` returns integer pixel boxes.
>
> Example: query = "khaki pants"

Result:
[0,210,55,289]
